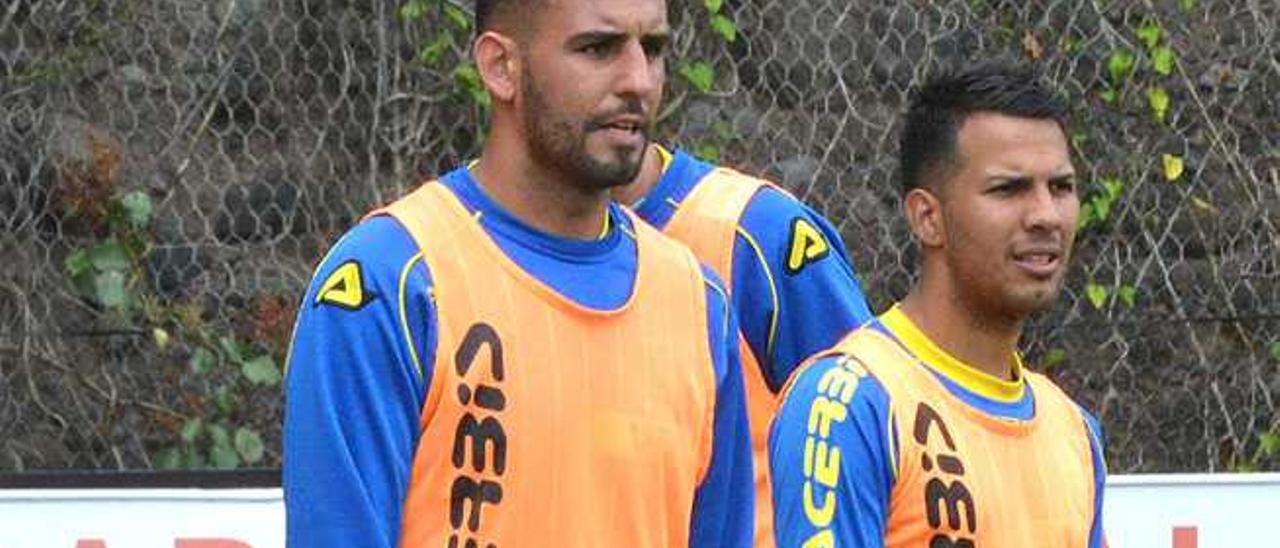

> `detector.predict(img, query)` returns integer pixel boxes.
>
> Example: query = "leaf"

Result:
[1270,341,1280,361]
[190,347,215,375]
[1118,286,1137,308]
[210,445,240,470]
[1179,0,1197,11]
[1107,50,1135,84]
[234,428,266,464]
[1022,30,1043,60]
[1090,195,1112,222]
[65,248,92,277]
[180,418,203,444]
[1042,348,1068,368]
[1147,86,1170,123]
[1190,196,1218,214]
[1102,177,1125,199]
[1260,432,1280,458]
[1136,22,1162,51]
[710,14,737,43]
[453,64,482,93]
[89,239,131,272]
[219,336,245,363]
[1152,46,1176,76]
[693,143,721,163]
[152,327,170,349]
[679,62,715,94]
[93,270,129,309]
[1099,88,1118,105]
[419,33,452,65]
[1077,203,1097,229]
[215,385,235,415]
[242,355,282,386]
[208,424,230,447]
[443,3,470,31]
[120,191,153,229]
[1162,153,1184,181]
[155,448,182,470]
[398,0,426,21]
[1085,283,1108,310]
[704,0,724,12]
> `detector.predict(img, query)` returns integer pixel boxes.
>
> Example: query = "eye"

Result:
[641,36,669,59]
[1051,178,1077,195]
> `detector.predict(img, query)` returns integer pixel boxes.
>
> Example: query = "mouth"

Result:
[594,116,648,148]
[1011,248,1063,278]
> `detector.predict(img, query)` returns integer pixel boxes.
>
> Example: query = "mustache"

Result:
[584,100,650,132]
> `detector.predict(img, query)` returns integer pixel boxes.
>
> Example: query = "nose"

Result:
[1024,183,1066,233]
[615,40,661,100]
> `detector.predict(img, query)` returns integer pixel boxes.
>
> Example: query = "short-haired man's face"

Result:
[933,112,1079,318]
[518,0,669,190]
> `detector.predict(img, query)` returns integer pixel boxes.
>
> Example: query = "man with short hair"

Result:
[615,143,874,547]
[769,60,1107,547]
[283,1,753,546]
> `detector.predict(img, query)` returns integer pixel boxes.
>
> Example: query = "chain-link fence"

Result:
[1,0,1276,473]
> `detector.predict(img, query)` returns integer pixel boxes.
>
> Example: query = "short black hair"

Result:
[475,0,540,35]
[898,59,1070,195]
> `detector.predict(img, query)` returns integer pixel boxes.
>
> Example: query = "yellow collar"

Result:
[880,305,1026,403]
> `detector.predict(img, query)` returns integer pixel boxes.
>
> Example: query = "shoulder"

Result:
[306,215,427,306]
[779,351,891,420]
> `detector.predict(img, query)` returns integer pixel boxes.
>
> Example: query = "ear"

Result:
[903,187,945,248]
[474,31,519,103]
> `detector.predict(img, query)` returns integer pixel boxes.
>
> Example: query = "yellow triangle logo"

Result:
[315,261,371,310]
[786,218,830,274]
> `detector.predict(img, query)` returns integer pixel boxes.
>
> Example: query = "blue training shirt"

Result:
[284,167,753,547]
[630,148,874,391]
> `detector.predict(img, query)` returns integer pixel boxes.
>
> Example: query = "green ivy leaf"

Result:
[215,385,235,415]
[679,62,715,94]
[1162,153,1185,181]
[1107,50,1135,84]
[1136,22,1162,51]
[180,418,203,444]
[234,428,266,464]
[242,355,282,386]
[704,0,724,12]
[89,239,131,272]
[709,14,737,43]
[1099,88,1118,105]
[155,448,182,470]
[1078,203,1097,229]
[1147,86,1171,123]
[208,424,230,447]
[120,191,153,229]
[443,3,470,31]
[1260,432,1280,457]
[65,248,92,277]
[1085,283,1108,310]
[210,445,240,470]
[1042,348,1068,368]
[1269,341,1280,361]
[219,337,245,364]
[93,270,129,309]
[453,64,482,92]
[1118,285,1137,308]
[1152,46,1176,76]
[1102,177,1124,199]
[1179,0,1197,11]
[694,143,721,163]
[419,33,452,65]
[1090,195,1112,222]
[398,0,427,21]
[190,347,215,375]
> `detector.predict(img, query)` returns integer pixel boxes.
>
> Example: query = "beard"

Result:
[521,70,650,190]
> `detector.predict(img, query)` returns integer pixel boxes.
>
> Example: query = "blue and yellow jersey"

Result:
[631,147,873,390]
[769,305,1106,548]
[284,167,753,547]
[631,147,874,546]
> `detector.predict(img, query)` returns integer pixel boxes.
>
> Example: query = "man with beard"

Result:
[613,142,874,547]
[283,1,752,546]
[769,61,1107,547]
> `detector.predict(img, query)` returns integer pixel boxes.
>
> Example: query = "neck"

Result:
[471,126,611,240]
[898,276,1024,381]
[612,144,664,206]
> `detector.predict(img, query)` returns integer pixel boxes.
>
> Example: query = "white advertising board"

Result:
[0,473,1277,547]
